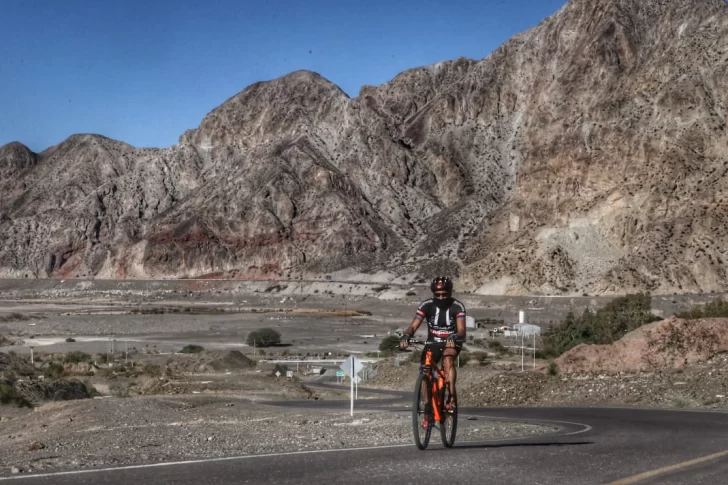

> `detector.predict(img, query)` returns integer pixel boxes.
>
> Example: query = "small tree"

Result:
[247,328,281,347]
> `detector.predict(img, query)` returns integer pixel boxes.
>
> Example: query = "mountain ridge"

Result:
[2,0,727,295]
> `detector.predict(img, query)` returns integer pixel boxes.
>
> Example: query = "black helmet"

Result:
[430,276,453,296]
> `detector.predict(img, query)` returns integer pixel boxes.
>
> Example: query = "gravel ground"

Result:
[0,395,554,477]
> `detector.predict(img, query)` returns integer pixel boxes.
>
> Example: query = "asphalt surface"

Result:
[3,385,728,485]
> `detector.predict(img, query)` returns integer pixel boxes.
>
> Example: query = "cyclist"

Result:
[400,276,466,408]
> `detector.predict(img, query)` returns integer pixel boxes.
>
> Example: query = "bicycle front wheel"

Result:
[412,373,432,450]
[440,386,458,448]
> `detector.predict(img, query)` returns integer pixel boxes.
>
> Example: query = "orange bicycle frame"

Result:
[423,348,447,423]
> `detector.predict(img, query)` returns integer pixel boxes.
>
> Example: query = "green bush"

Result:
[379,335,401,352]
[65,337,76,343]
[548,361,559,376]
[81,381,100,398]
[543,293,660,357]
[0,383,31,407]
[180,344,204,354]
[678,298,728,319]
[43,362,65,379]
[246,328,281,347]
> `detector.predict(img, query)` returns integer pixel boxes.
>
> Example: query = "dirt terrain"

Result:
[2,281,728,477]
[1,282,561,477]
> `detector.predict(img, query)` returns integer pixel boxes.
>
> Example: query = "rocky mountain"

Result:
[1,0,727,295]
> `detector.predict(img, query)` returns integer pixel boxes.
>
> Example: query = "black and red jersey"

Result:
[414,298,466,343]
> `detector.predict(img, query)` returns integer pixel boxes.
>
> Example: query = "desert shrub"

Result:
[109,382,131,398]
[405,291,417,296]
[273,363,288,376]
[407,349,422,363]
[246,328,281,347]
[469,351,489,365]
[678,298,728,319]
[548,361,559,376]
[82,381,100,398]
[97,364,127,377]
[0,383,31,407]
[43,362,65,379]
[668,392,699,409]
[458,351,471,367]
[180,344,204,354]
[0,312,29,322]
[64,351,91,364]
[379,335,401,352]
[471,338,487,348]
[65,337,76,343]
[542,293,660,357]
[488,340,504,350]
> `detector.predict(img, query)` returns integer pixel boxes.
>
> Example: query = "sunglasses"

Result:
[434,292,449,298]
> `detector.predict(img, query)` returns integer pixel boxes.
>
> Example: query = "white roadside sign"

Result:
[339,355,363,376]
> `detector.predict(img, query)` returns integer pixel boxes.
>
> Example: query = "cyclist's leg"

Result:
[442,346,460,406]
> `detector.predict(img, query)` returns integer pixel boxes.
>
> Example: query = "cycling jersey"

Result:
[414,298,466,343]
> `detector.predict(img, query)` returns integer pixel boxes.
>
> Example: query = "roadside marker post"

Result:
[340,355,363,416]
[519,311,526,372]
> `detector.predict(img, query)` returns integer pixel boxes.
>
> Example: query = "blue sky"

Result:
[0,0,567,152]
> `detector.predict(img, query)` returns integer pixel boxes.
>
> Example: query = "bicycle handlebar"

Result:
[400,338,462,348]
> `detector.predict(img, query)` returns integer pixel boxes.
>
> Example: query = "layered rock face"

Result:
[2,0,727,295]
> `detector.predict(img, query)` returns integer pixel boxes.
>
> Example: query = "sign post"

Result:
[339,355,363,416]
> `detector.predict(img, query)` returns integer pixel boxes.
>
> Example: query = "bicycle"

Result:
[405,339,458,450]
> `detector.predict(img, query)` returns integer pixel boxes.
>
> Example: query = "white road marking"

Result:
[0,443,413,481]
[468,414,593,436]
[605,449,728,485]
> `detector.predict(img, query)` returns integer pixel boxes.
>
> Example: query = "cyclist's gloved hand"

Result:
[445,333,461,348]
[399,334,411,348]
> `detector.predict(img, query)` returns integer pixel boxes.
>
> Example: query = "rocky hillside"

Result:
[2,0,727,295]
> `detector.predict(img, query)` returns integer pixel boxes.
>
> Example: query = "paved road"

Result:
[3,393,728,485]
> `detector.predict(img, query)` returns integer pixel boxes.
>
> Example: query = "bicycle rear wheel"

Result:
[440,386,458,448]
[412,373,432,450]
